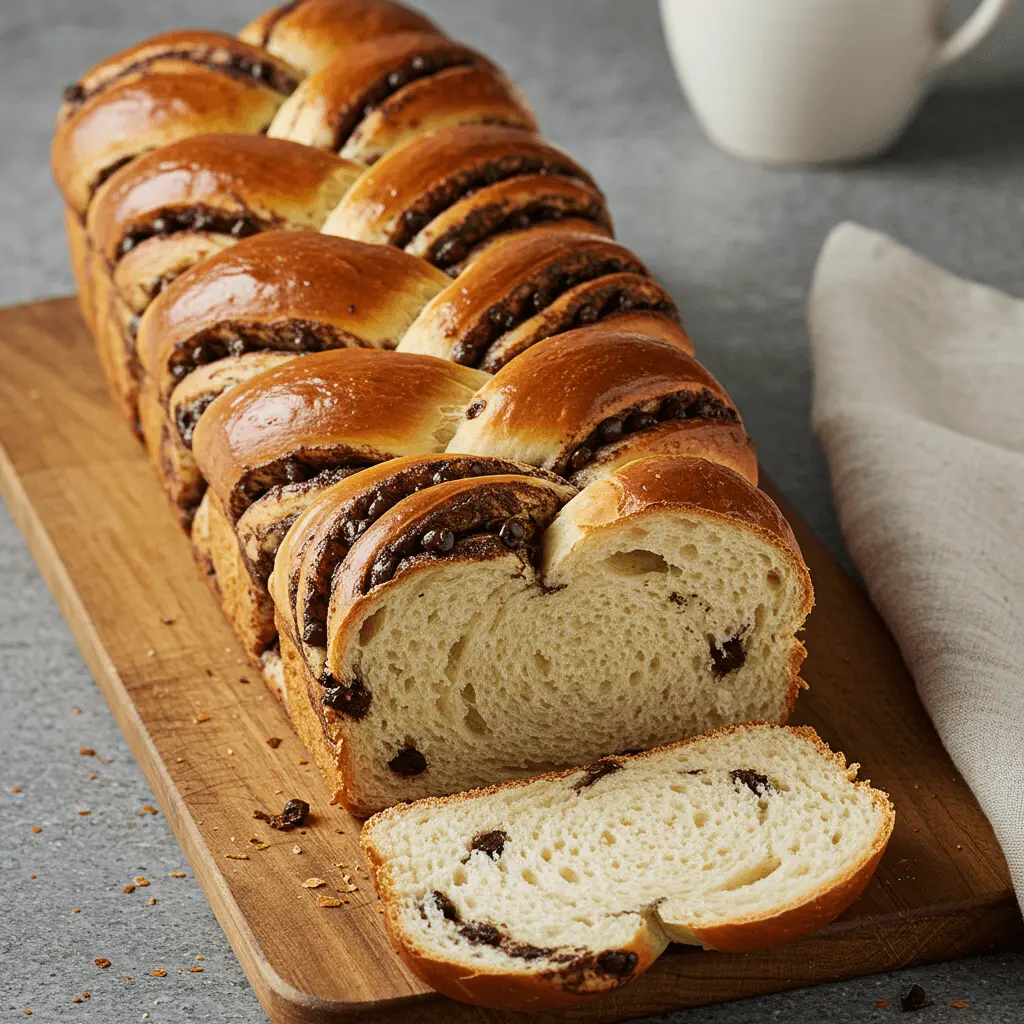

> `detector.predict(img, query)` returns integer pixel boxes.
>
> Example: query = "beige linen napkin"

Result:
[809,222,1024,910]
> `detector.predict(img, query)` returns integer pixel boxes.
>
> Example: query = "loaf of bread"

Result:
[362,723,895,1009]
[51,0,892,1001]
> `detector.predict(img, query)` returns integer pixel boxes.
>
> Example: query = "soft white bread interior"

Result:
[313,456,812,814]
[362,723,894,1011]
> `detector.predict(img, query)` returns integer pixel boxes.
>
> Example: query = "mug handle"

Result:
[933,0,1011,69]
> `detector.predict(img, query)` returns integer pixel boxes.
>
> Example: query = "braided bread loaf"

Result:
[52,2,818,822]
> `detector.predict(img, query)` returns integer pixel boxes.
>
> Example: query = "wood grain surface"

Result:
[0,297,1019,1024]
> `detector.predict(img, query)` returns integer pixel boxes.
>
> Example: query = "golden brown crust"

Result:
[52,31,296,214]
[191,348,489,522]
[137,230,450,405]
[321,125,599,257]
[398,231,689,369]
[240,0,441,77]
[447,327,743,479]
[88,133,364,264]
[191,493,278,658]
[268,32,535,163]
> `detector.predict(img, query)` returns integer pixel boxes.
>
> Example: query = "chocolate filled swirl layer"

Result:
[441,252,650,368]
[329,50,479,152]
[561,390,739,478]
[297,458,567,647]
[115,205,276,261]
[61,42,298,117]
[165,318,364,392]
[429,195,612,273]
[391,155,592,250]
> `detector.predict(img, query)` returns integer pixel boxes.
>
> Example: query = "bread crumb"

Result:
[160,617,175,626]
[78,809,91,816]
[297,758,309,765]
[195,955,204,961]
[316,894,343,908]
[88,774,97,780]
[123,975,131,980]
[134,876,150,887]
[249,841,270,851]
[94,958,111,968]
[140,805,158,816]
[169,872,186,878]
[266,737,282,748]
[301,878,326,888]
[22,1011,31,1016]
[175,757,185,764]
[122,884,136,894]
[188,966,204,973]
[193,713,210,724]
[151,969,167,977]
[73,707,81,714]
[292,845,303,854]
[10,786,20,793]
[876,1000,888,1008]
[31,826,42,834]
[950,1001,969,1009]
[225,853,249,860]
[146,649,155,658]
[78,748,95,756]
[72,997,82,1003]
[72,908,81,913]
[149,897,157,905]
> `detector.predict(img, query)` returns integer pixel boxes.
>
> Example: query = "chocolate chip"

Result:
[730,769,773,797]
[497,518,525,548]
[468,461,487,476]
[470,830,509,859]
[567,445,593,473]
[900,984,931,1012]
[660,396,687,420]
[63,82,86,104]
[118,237,136,257]
[430,890,460,922]
[597,417,623,442]
[421,528,455,553]
[625,411,658,432]
[150,216,168,235]
[594,950,638,977]
[458,922,502,947]
[388,746,427,777]
[369,555,398,588]
[573,759,622,792]
[710,635,745,675]
[411,55,427,71]
[342,519,371,543]
[253,798,309,830]
[366,492,393,519]
[128,315,141,339]
[617,294,635,311]
[320,675,372,720]
[466,400,485,420]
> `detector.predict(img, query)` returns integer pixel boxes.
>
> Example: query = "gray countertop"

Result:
[1,0,1022,1020]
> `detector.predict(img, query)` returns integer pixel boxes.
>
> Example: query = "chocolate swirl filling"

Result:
[166,319,360,398]
[356,483,562,597]
[62,45,298,116]
[430,195,613,274]
[331,50,480,153]
[422,892,638,981]
[561,389,739,478]
[116,204,276,262]
[298,457,555,648]
[391,154,594,250]
[443,254,667,369]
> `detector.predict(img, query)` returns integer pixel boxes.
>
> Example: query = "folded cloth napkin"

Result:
[809,222,1024,912]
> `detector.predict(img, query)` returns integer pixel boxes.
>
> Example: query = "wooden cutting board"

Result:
[0,296,1019,1024]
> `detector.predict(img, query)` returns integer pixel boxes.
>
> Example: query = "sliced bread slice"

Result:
[362,723,894,1010]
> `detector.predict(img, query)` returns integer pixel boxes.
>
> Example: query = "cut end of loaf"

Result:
[362,724,894,1010]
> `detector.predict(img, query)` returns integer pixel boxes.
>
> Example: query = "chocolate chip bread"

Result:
[362,723,895,1009]
[46,4,894,1003]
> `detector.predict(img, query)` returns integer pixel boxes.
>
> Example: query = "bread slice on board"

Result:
[362,723,894,1010]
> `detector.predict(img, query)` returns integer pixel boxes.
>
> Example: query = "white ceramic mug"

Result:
[659,0,1011,164]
